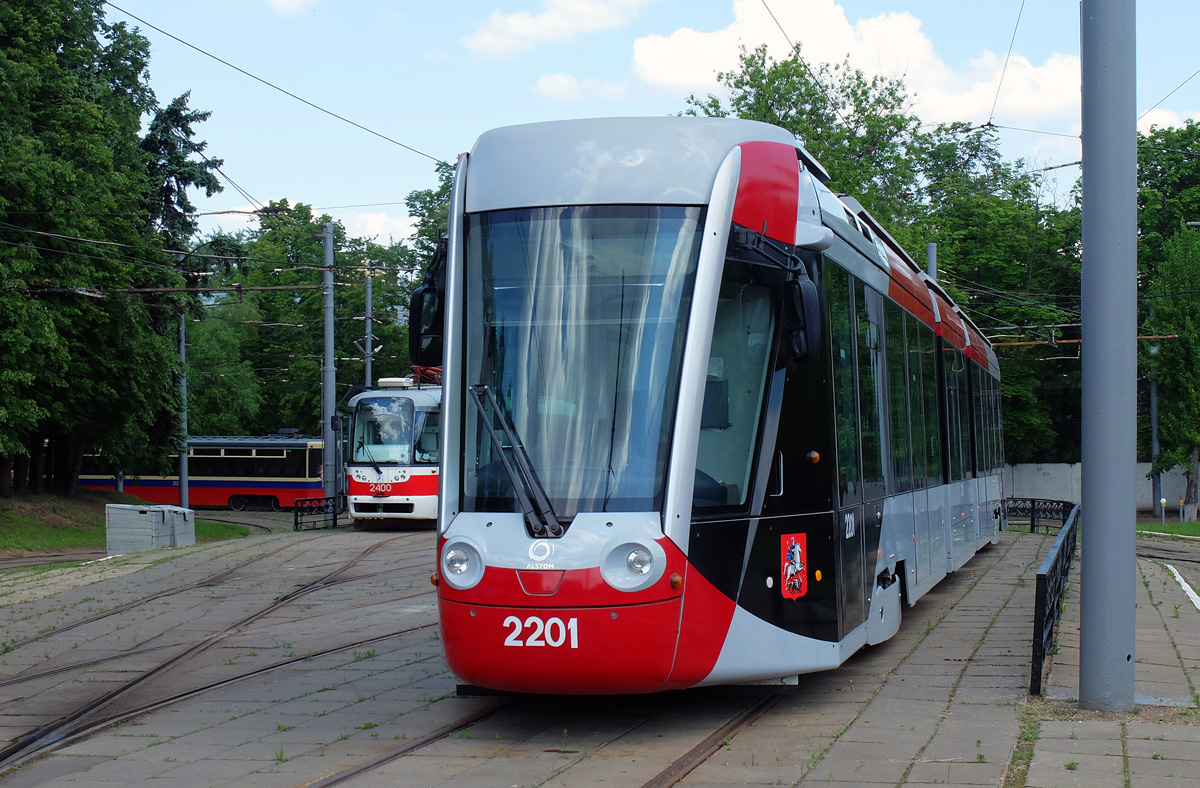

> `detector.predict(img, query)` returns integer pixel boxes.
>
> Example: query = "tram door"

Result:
[828,266,868,635]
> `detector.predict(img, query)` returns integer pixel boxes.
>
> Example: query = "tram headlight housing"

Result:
[440,538,485,590]
[601,539,666,592]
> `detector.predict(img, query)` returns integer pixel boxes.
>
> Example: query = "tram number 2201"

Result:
[502,615,579,649]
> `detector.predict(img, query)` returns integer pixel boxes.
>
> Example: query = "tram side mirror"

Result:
[409,284,444,367]
[784,278,821,362]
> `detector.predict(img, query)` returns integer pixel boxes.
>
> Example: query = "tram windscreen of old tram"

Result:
[351,396,439,466]
[463,205,705,519]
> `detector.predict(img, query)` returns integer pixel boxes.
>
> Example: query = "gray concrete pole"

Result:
[365,272,374,387]
[1150,307,1161,517]
[926,243,937,280]
[1079,0,1137,712]
[1151,378,1161,516]
[322,223,337,505]
[178,312,189,509]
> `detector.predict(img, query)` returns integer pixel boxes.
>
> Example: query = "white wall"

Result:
[1003,463,1188,511]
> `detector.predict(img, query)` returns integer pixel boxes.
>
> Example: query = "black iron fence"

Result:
[1018,498,1081,695]
[1005,498,1072,532]
[293,495,348,531]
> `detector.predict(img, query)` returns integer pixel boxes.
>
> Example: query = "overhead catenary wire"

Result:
[104,2,446,165]
[988,0,1027,125]
[1139,64,1200,122]
[757,0,854,131]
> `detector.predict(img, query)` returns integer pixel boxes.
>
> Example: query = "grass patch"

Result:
[1137,520,1200,537]
[195,521,250,542]
[0,490,248,554]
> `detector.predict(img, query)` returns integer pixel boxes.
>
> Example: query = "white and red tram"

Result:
[345,377,441,524]
[417,117,1005,694]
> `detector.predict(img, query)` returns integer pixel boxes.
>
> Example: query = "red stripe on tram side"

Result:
[886,253,937,330]
[935,296,967,350]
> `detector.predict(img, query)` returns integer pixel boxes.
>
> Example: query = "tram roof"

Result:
[347,387,442,410]
[187,435,320,450]
[465,116,820,213]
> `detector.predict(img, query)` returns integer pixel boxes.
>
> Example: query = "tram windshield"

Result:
[352,396,429,466]
[464,205,704,519]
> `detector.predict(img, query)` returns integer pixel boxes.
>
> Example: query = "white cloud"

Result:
[536,73,627,100]
[341,211,417,244]
[1139,108,1185,135]
[631,0,1080,127]
[266,0,317,14]
[464,0,654,58]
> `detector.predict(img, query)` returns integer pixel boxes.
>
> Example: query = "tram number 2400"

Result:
[502,615,579,649]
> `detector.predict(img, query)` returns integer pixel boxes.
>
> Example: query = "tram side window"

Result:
[993,374,1003,467]
[904,314,929,490]
[694,260,775,509]
[416,411,440,464]
[884,301,913,493]
[855,281,886,501]
[970,365,982,476]
[944,347,966,481]
[919,322,942,486]
[945,347,973,481]
[958,356,973,479]
[827,265,860,506]
[992,373,1004,472]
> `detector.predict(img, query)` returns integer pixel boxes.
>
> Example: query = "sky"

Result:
[101,0,1200,245]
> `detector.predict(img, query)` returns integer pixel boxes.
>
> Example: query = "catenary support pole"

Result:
[178,312,189,509]
[1079,0,1136,712]
[322,223,337,518]
[926,243,937,280]
[1150,308,1161,517]
[365,271,373,387]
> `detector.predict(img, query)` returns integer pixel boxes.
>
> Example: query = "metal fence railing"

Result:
[293,495,348,531]
[1020,499,1081,695]
[1005,497,1072,533]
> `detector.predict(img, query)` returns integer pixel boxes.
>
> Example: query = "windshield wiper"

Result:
[357,439,382,475]
[468,384,562,537]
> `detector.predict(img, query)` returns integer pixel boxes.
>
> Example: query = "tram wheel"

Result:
[229,495,247,511]
[270,497,283,512]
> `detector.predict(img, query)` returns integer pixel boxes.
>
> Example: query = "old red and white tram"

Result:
[418,117,1005,694]
[344,377,441,523]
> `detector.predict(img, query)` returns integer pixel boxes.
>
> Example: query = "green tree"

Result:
[0,2,225,495]
[183,202,410,436]
[1144,229,1200,520]
[1138,122,1200,283]
[140,91,224,251]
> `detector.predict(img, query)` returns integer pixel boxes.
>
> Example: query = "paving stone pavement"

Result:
[2,527,1199,787]
[1026,536,1200,788]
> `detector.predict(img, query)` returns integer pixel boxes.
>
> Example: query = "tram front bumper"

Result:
[439,596,682,694]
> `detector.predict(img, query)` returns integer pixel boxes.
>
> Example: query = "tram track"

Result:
[0,624,439,774]
[0,536,319,652]
[292,687,794,788]
[0,534,424,773]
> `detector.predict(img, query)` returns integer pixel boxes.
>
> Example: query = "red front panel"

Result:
[346,471,439,498]
[732,141,799,245]
[438,535,743,693]
[662,563,738,690]
[440,597,682,694]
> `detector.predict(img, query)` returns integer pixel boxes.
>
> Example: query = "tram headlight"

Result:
[626,547,653,575]
[601,539,666,592]
[440,539,485,590]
